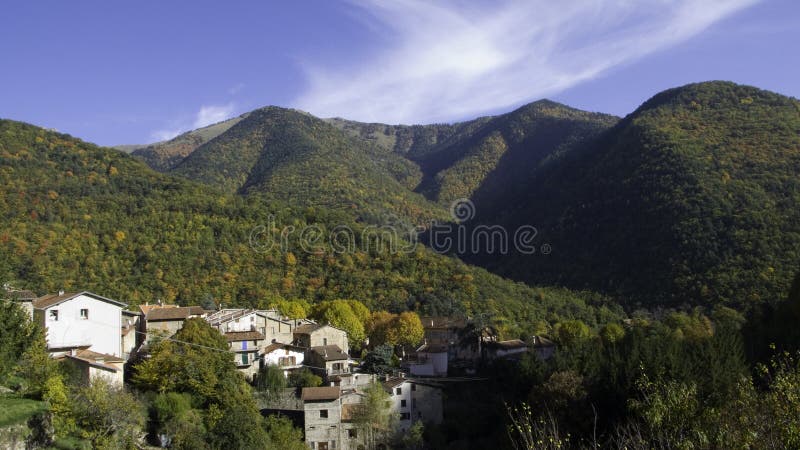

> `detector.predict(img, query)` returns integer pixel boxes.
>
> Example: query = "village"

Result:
[6,287,556,450]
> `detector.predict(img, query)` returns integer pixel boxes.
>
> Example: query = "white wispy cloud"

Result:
[193,104,235,129]
[150,102,236,142]
[294,0,761,124]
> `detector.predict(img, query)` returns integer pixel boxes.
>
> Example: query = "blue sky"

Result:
[0,0,797,146]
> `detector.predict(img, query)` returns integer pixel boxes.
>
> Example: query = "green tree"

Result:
[361,344,396,375]
[554,320,591,347]
[150,392,208,450]
[353,382,396,449]
[388,312,425,349]
[70,378,146,450]
[313,300,367,349]
[264,415,306,450]
[0,300,36,381]
[600,323,625,344]
[15,325,60,399]
[255,364,287,398]
[288,368,322,388]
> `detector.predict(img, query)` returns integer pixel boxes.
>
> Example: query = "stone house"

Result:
[206,308,294,345]
[302,386,343,450]
[306,345,351,380]
[301,377,443,450]
[294,323,349,355]
[143,305,205,340]
[225,330,265,379]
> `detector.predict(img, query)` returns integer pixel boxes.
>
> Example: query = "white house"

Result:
[384,377,444,432]
[409,343,448,377]
[32,291,126,358]
[261,342,305,376]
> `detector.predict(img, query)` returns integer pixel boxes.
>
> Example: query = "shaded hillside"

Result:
[0,120,618,335]
[172,107,448,225]
[465,82,800,310]
[412,100,618,205]
[129,115,246,171]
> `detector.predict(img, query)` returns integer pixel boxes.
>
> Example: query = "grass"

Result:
[0,395,46,427]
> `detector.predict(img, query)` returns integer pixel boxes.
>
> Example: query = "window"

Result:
[323,338,328,346]
[411,384,416,391]
[320,409,328,418]
[401,400,407,408]
[331,441,336,449]
[400,413,410,420]
[250,316,255,322]
[80,309,88,320]
[412,398,417,408]
[49,310,59,321]
[348,429,358,439]
[395,387,402,395]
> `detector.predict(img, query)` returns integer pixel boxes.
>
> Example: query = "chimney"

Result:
[58,289,65,296]
[70,348,76,356]
[384,373,390,381]
[330,382,334,387]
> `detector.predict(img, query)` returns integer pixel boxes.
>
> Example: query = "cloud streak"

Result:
[294,0,761,124]
[151,103,235,142]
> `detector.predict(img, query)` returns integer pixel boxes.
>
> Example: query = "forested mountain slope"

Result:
[464,82,800,310]
[129,115,246,171]
[0,119,619,337]
[171,107,448,225]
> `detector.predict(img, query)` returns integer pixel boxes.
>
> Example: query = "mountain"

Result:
[328,102,617,206]
[119,81,800,311]
[171,107,448,225]
[0,119,615,336]
[129,115,247,171]
[463,81,800,310]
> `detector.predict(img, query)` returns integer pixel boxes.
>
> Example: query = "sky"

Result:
[0,0,798,147]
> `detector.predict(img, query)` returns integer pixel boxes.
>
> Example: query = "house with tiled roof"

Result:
[143,305,205,340]
[206,308,294,346]
[307,345,351,380]
[262,342,305,376]
[61,349,125,386]
[225,330,266,379]
[301,376,443,450]
[32,291,126,358]
[293,323,349,354]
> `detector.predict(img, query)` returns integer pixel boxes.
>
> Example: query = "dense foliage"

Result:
[460,82,800,310]
[172,107,448,226]
[0,119,619,337]
[128,114,245,171]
